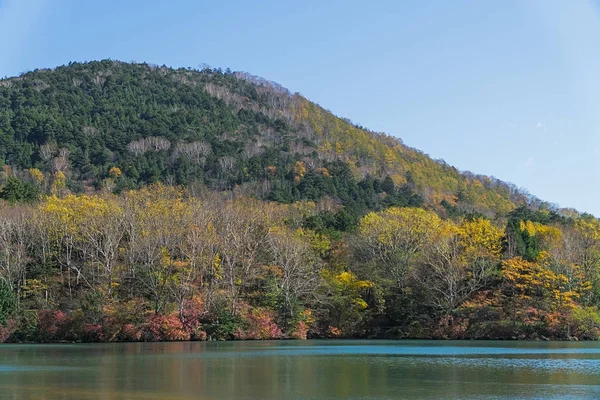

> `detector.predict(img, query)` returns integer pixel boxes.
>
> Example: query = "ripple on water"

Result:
[415,356,600,374]
[176,344,600,361]
[0,365,77,373]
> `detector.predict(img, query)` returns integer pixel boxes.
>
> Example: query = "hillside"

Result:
[0,60,540,218]
[0,61,599,343]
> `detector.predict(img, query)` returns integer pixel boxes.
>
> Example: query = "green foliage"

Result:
[571,307,600,340]
[202,309,243,341]
[0,60,545,217]
[0,177,39,203]
[0,279,16,325]
[0,61,593,343]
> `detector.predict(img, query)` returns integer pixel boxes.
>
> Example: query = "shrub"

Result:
[81,324,104,342]
[143,314,190,341]
[289,309,314,340]
[0,279,16,325]
[290,321,309,340]
[570,306,600,340]
[36,310,66,342]
[0,319,17,343]
[102,299,147,341]
[120,323,142,341]
[180,296,207,340]
[234,307,282,340]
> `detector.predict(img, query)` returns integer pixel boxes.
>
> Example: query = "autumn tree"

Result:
[212,198,269,316]
[266,227,320,324]
[0,206,31,302]
[122,185,192,313]
[357,207,442,289]
[418,218,503,314]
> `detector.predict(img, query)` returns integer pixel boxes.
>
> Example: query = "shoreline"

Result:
[1,336,594,345]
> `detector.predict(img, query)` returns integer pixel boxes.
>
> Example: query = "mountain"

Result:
[0,60,598,343]
[0,60,551,218]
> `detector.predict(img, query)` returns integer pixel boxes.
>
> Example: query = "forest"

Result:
[0,60,599,342]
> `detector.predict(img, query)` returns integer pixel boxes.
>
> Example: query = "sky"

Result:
[1,0,599,215]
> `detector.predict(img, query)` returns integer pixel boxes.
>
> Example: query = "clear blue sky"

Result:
[1,0,599,215]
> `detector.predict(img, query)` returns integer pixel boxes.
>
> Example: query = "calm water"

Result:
[1,340,600,399]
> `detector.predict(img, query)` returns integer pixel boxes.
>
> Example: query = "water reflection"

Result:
[0,340,599,399]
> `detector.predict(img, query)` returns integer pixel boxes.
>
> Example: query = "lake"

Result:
[1,340,600,399]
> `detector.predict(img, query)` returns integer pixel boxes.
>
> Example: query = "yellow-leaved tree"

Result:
[418,218,504,314]
[40,194,124,297]
[357,207,443,289]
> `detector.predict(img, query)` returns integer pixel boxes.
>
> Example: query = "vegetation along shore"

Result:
[0,61,599,342]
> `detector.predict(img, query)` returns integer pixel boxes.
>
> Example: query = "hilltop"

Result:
[0,60,555,219]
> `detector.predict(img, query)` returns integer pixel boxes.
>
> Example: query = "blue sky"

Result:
[1,0,599,215]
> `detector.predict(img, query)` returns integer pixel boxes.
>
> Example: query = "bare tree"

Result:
[39,143,56,163]
[127,137,171,155]
[214,200,267,315]
[122,187,191,313]
[0,206,31,303]
[51,148,70,172]
[266,227,320,321]
[173,141,212,166]
[77,199,125,297]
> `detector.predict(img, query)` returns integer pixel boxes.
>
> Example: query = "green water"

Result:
[1,340,600,399]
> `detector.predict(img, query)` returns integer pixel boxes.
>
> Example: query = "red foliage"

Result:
[290,321,309,340]
[234,308,282,340]
[290,310,314,340]
[143,314,190,342]
[433,316,469,339]
[0,319,17,343]
[102,299,147,342]
[233,327,247,340]
[194,330,207,341]
[82,324,104,342]
[37,310,68,341]
[120,323,143,341]
[180,296,207,340]
[327,326,342,338]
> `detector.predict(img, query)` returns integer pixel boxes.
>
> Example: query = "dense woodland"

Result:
[0,61,599,342]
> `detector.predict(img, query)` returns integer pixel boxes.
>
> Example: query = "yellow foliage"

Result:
[575,218,600,241]
[28,168,44,184]
[502,257,581,309]
[315,167,332,177]
[292,96,515,213]
[458,218,503,259]
[359,207,443,249]
[108,167,122,178]
[293,161,307,180]
[335,271,373,288]
[520,220,563,250]
[390,174,407,186]
[212,253,223,280]
[51,171,67,195]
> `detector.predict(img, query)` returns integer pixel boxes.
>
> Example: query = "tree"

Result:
[418,218,503,314]
[123,185,193,313]
[0,177,39,203]
[0,279,15,325]
[320,270,373,336]
[213,199,268,316]
[500,256,581,336]
[357,207,442,289]
[77,196,125,297]
[266,227,320,324]
[0,206,30,302]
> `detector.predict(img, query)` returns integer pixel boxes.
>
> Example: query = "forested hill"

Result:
[0,59,546,218]
[2,60,600,344]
